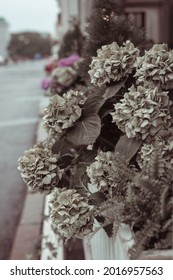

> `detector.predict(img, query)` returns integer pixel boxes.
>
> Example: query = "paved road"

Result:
[0,60,46,259]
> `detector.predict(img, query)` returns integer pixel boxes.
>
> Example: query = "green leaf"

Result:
[89,191,107,206]
[57,174,70,188]
[57,154,74,169]
[103,80,125,100]
[115,134,142,162]
[66,114,101,146]
[100,108,113,119]
[70,166,89,191]
[96,216,113,238]
[52,137,75,155]
[170,107,173,117]
[83,94,105,116]
[163,80,173,90]
[77,149,97,164]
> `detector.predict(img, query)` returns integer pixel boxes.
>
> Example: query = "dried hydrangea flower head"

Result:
[137,137,173,177]
[111,85,172,142]
[18,143,63,193]
[135,43,173,89]
[88,40,139,87]
[87,151,116,191]
[52,66,78,87]
[49,188,94,240]
[43,90,86,138]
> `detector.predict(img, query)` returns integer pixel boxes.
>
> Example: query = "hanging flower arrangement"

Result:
[18,41,173,259]
[47,55,85,97]
[40,76,52,90]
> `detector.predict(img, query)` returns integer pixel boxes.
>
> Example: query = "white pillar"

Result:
[0,18,10,61]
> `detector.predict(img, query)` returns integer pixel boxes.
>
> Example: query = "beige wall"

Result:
[126,0,170,44]
[125,6,161,43]
[78,0,93,33]
[127,0,164,4]
[57,0,172,46]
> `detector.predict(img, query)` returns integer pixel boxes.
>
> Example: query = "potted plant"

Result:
[18,39,173,259]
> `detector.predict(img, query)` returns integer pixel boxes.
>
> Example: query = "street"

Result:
[0,60,46,259]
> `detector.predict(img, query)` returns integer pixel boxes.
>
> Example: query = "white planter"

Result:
[41,195,64,260]
[83,222,134,260]
[83,221,173,260]
[138,250,173,260]
[84,184,134,260]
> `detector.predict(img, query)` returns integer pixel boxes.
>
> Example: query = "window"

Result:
[125,12,146,29]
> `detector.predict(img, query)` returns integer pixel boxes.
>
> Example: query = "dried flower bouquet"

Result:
[18,41,173,259]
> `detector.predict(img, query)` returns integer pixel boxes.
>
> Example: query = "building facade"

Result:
[55,0,93,39]
[56,0,173,47]
[0,17,10,62]
[125,0,173,47]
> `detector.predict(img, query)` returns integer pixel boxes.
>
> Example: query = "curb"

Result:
[10,192,45,260]
[10,98,48,260]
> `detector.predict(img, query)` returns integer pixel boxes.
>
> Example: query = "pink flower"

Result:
[44,59,59,74]
[58,54,80,67]
[40,77,52,90]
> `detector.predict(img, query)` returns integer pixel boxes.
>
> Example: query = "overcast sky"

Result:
[0,0,60,36]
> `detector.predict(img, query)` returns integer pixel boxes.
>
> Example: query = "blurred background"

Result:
[0,0,173,260]
[1,0,173,64]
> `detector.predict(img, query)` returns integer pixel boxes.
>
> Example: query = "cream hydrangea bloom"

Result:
[49,188,94,240]
[88,40,139,87]
[137,137,173,177]
[135,43,173,88]
[43,90,86,137]
[111,85,172,141]
[18,143,63,193]
[52,66,78,87]
[87,151,116,191]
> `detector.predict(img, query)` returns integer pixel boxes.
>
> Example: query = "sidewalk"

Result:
[10,96,84,260]
[10,97,48,260]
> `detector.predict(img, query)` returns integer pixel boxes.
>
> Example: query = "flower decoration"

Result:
[88,40,139,87]
[44,59,58,74]
[43,90,86,138]
[49,188,94,240]
[87,151,117,191]
[134,43,173,88]
[58,54,81,67]
[111,85,172,141]
[18,38,173,253]
[137,137,173,177]
[40,76,52,90]
[18,143,63,193]
[47,58,84,96]
[45,81,65,97]
[51,66,78,87]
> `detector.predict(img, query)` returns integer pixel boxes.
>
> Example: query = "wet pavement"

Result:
[0,60,46,259]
